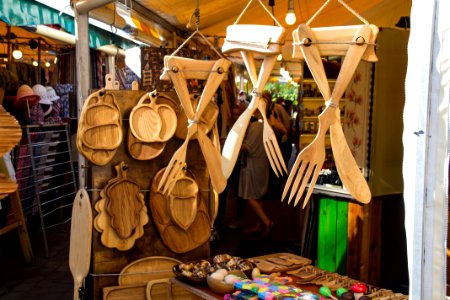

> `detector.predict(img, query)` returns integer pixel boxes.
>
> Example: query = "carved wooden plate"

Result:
[149,168,211,254]
[118,256,182,285]
[79,92,122,150]
[129,92,177,143]
[127,129,166,161]
[168,175,199,231]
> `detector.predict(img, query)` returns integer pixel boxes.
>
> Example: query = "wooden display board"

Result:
[88,90,213,299]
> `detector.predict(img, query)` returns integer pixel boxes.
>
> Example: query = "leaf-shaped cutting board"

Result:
[94,162,149,251]
[105,162,144,239]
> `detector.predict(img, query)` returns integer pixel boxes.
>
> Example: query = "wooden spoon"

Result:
[69,189,92,300]
[221,53,277,178]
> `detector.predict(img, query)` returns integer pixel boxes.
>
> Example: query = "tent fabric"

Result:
[0,0,137,49]
[136,0,411,37]
[403,0,449,298]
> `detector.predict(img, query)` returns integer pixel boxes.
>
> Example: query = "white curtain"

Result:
[403,0,450,298]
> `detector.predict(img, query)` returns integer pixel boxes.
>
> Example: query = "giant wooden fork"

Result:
[242,51,287,177]
[158,56,230,194]
[282,25,372,208]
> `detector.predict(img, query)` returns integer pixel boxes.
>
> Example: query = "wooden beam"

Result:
[75,0,114,14]
[74,6,90,189]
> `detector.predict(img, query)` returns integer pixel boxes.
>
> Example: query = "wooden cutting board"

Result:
[129,92,177,143]
[168,174,199,231]
[0,105,21,157]
[249,253,312,274]
[105,162,145,239]
[69,189,92,300]
[79,91,122,150]
[118,256,182,285]
[103,283,147,300]
[94,162,149,251]
[149,168,211,254]
[127,129,166,161]
[77,91,122,165]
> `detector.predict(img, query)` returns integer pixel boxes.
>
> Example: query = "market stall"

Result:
[3,0,449,299]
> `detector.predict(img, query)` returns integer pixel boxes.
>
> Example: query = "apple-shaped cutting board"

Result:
[94,162,148,251]
[127,129,166,160]
[129,91,177,143]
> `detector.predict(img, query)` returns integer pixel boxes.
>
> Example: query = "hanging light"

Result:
[54,56,58,64]
[45,60,51,68]
[285,0,296,25]
[277,53,283,61]
[12,44,23,60]
[32,59,38,67]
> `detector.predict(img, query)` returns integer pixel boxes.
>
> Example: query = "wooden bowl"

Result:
[206,270,246,294]
[172,259,214,285]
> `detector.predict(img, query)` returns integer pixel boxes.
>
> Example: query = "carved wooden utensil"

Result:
[69,189,92,300]
[283,25,372,207]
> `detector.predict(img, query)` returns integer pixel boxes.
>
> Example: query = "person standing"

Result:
[238,110,274,237]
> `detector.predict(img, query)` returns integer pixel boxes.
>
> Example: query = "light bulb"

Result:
[32,60,38,67]
[277,54,283,61]
[54,56,58,64]
[45,61,51,67]
[285,11,296,25]
[12,49,23,59]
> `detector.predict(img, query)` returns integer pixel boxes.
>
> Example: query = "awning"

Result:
[0,0,138,49]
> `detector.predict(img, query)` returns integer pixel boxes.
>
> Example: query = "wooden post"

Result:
[74,4,91,189]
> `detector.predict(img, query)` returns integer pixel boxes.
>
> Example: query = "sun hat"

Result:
[45,86,60,102]
[32,84,52,105]
[14,84,40,108]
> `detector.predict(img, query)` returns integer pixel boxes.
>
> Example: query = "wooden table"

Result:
[171,275,324,300]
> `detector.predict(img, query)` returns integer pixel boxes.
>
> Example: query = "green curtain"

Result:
[0,0,137,49]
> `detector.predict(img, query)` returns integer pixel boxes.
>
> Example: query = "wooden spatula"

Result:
[69,189,92,300]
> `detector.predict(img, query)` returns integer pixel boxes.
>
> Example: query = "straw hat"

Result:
[14,84,40,108]
[32,84,52,105]
[45,86,60,102]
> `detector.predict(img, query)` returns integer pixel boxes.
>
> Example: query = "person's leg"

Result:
[247,199,274,236]
[248,198,270,226]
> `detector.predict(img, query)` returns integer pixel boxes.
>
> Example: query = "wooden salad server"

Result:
[221,53,278,178]
[159,57,230,194]
[283,24,372,207]
[69,189,92,300]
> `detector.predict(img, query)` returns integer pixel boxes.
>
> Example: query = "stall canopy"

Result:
[135,0,411,37]
[0,0,137,50]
